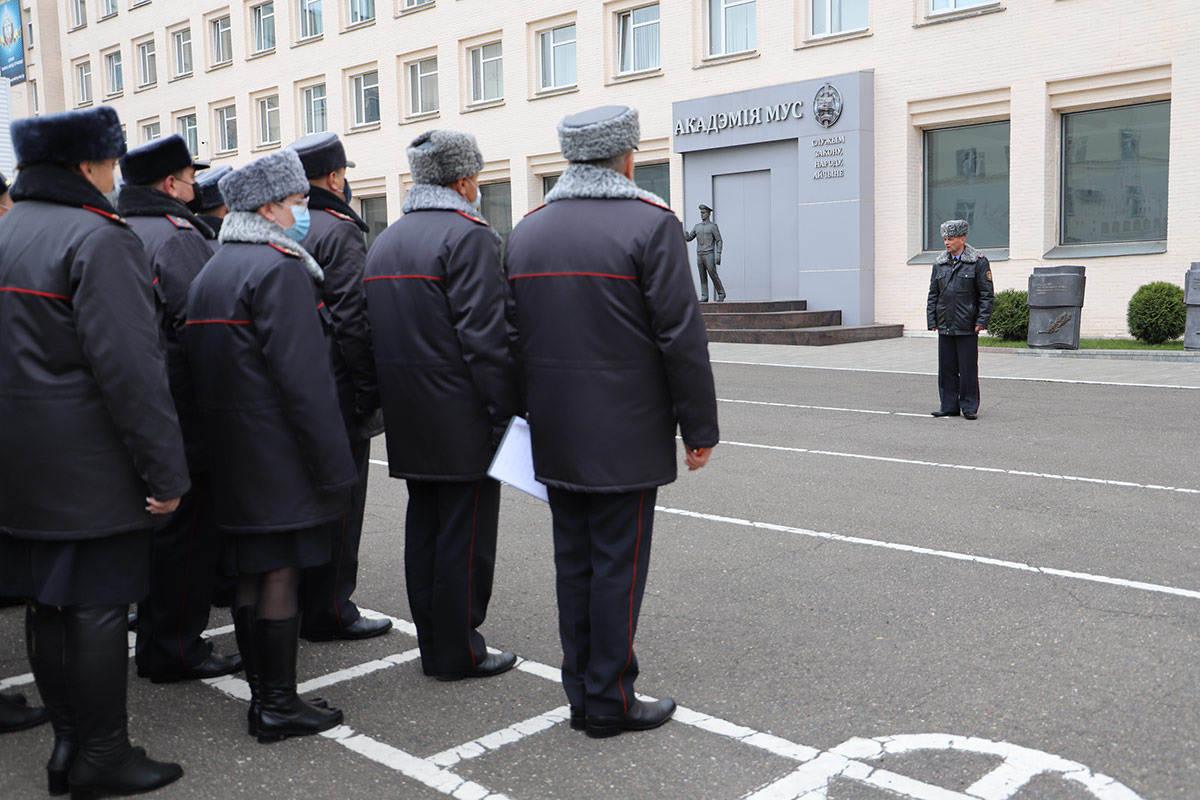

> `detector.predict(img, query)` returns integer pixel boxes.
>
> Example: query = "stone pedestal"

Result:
[1184,263,1200,351]
[1027,266,1086,350]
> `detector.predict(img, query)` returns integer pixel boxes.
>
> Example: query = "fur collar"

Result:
[8,163,117,214]
[219,211,324,283]
[308,185,369,233]
[402,183,501,243]
[117,186,215,239]
[543,163,668,207]
[935,243,983,267]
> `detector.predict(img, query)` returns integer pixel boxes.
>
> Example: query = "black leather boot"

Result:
[232,606,260,736]
[27,603,78,795]
[62,605,182,800]
[0,691,47,733]
[255,615,342,744]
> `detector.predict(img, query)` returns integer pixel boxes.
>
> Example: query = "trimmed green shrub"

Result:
[987,289,1030,341]
[1127,281,1185,344]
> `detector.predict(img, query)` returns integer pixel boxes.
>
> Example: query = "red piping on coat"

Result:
[363,275,445,282]
[185,319,251,326]
[507,272,636,281]
[0,286,72,301]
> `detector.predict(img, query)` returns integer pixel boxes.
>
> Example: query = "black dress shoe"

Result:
[302,616,393,642]
[436,652,517,682]
[585,698,677,739]
[0,692,48,733]
[569,706,586,731]
[963,411,977,420]
[930,410,960,417]
[138,651,243,684]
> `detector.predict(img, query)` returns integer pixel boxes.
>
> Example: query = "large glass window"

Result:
[104,51,123,95]
[923,121,1010,251]
[257,95,280,144]
[408,57,438,115]
[298,0,322,39]
[136,40,156,86]
[479,181,512,249]
[211,16,232,65]
[469,42,502,104]
[252,2,275,52]
[618,5,660,74]
[352,71,379,126]
[77,62,92,104]
[303,84,327,133]
[634,163,670,201]
[539,24,576,90]
[1061,101,1170,246]
[360,196,388,249]
[349,0,374,24]
[177,113,198,155]
[811,0,867,37]
[173,28,192,76]
[708,0,754,56]
[216,105,238,153]
[931,0,991,12]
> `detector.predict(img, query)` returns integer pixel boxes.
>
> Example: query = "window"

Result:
[539,24,575,90]
[811,0,867,37]
[303,83,328,133]
[469,42,502,104]
[360,196,388,248]
[352,71,380,125]
[136,40,156,86]
[1061,101,1169,246]
[177,113,198,155]
[542,174,559,196]
[408,57,438,115]
[30,79,38,114]
[216,104,238,153]
[634,162,670,201]
[930,0,991,12]
[172,28,192,76]
[101,0,118,17]
[923,121,1010,251]
[403,0,432,8]
[479,181,512,249]
[211,16,232,64]
[257,95,280,145]
[298,0,322,39]
[70,0,86,27]
[76,62,93,104]
[252,2,275,52]
[142,121,161,141]
[708,0,755,56]
[104,51,123,95]
[618,5,660,74]
[348,0,374,23]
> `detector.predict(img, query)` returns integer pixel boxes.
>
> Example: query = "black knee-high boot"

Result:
[27,603,76,795]
[232,606,259,736]
[62,605,183,800]
[254,615,342,743]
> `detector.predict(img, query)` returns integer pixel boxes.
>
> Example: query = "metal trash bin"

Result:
[1027,265,1086,350]
[1184,263,1200,351]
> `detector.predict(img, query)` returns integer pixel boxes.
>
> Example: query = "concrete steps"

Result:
[700,300,903,346]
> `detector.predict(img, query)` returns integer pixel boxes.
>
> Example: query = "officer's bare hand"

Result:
[975,325,984,332]
[146,496,180,515]
[685,446,712,471]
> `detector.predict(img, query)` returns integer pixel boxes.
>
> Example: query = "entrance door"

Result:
[712,170,772,300]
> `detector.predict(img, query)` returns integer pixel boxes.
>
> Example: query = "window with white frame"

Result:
[930,0,992,12]
[617,5,660,75]
[76,62,93,104]
[352,71,380,125]
[303,84,328,133]
[708,0,755,56]
[298,0,322,39]
[104,51,123,95]
[172,28,192,76]
[811,0,867,37]
[539,24,576,90]
[257,95,281,144]
[468,42,502,104]
[101,0,118,18]
[30,79,39,114]
[408,57,438,115]
[403,0,432,8]
[136,40,157,86]
[70,0,86,27]
[252,2,275,52]
[348,0,374,24]
[177,113,198,155]
[216,104,238,152]
[142,121,161,141]
[211,16,232,64]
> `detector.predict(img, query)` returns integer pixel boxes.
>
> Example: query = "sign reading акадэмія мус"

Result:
[0,0,24,85]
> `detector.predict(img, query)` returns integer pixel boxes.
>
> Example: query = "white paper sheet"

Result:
[487,416,549,502]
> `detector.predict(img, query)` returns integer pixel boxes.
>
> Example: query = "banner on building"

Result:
[0,0,25,86]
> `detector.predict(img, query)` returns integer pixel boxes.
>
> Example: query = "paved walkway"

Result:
[708,335,1200,389]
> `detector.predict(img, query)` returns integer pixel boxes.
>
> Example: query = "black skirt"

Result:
[0,529,152,606]
[229,525,330,575]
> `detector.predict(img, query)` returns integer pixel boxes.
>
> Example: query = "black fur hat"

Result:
[288,132,355,178]
[195,165,232,210]
[0,172,8,196]
[120,134,209,186]
[11,105,127,167]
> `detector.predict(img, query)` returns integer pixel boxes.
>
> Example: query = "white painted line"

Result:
[0,672,34,691]
[718,397,929,418]
[298,649,420,694]
[656,505,1200,602]
[718,438,1200,496]
[428,706,571,767]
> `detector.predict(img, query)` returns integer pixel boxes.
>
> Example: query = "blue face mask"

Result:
[284,203,310,242]
[469,180,482,213]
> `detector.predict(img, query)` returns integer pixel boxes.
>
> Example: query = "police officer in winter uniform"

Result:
[193,164,232,244]
[927,218,994,420]
[364,130,519,681]
[505,106,720,738]
[683,203,725,302]
[0,105,187,797]
[116,135,244,684]
[287,133,390,643]
[185,149,355,743]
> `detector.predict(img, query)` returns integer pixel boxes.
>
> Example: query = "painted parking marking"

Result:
[719,397,930,418]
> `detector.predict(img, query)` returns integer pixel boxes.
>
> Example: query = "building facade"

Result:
[9,0,1199,336]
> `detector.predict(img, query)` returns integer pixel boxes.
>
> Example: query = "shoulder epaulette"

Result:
[637,197,673,213]
[81,205,129,227]
[524,204,547,217]
[324,208,353,222]
[268,242,301,258]
[165,214,194,230]
[455,210,488,226]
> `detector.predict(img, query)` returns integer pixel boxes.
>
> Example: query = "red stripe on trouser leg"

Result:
[467,483,481,668]
[616,491,645,713]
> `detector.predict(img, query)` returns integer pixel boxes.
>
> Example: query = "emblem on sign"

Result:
[814,83,843,129]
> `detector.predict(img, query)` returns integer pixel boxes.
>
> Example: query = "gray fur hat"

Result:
[219,149,309,212]
[558,106,640,163]
[406,130,484,186]
[940,219,969,237]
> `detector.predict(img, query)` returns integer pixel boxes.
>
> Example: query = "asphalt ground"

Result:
[3,340,1199,799]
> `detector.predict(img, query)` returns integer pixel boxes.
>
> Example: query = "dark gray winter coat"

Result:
[927,244,995,335]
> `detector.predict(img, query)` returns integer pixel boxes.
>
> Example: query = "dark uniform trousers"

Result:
[548,487,656,718]
[135,472,224,672]
[301,437,371,633]
[937,333,981,415]
[404,478,499,676]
